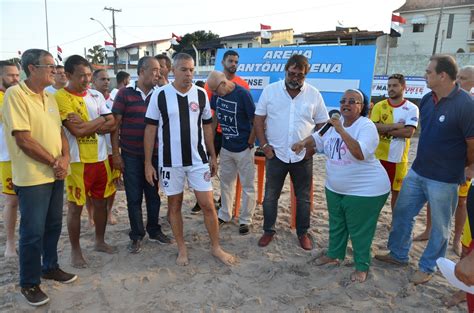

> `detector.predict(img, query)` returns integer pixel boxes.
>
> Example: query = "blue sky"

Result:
[0,0,405,59]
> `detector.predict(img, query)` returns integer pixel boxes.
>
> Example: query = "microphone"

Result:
[319,109,341,136]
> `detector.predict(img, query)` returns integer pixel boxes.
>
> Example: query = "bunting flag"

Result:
[57,46,63,62]
[104,41,116,47]
[390,14,406,37]
[171,33,182,45]
[260,23,272,44]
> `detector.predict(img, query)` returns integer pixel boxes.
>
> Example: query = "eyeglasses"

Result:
[287,71,305,79]
[34,64,56,69]
[339,98,362,105]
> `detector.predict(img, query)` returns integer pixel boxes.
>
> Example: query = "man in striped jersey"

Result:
[144,53,236,266]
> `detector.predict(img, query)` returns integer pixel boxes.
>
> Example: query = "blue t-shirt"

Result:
[412,84,474,184]
[210,84,255,152]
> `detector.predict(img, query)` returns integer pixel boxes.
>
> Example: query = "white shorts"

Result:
[159,164,212,196]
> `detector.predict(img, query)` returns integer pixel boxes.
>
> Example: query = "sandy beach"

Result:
[0,137,468,312]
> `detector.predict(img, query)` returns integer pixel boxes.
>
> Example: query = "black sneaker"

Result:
[21,285,50,306]
[239,224,250,235]
[128,239,142,254]
[42,268,77,284]
[149,230,171,244]
[191,202,201,214]
[218,218,226,226]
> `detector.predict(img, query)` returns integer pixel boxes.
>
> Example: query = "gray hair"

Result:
[21,49,53,77]
[460,65,474,79]
[172,53,194,67]
[137,56,155,76]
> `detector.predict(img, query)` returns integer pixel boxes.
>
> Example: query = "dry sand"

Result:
[0,138,468,312]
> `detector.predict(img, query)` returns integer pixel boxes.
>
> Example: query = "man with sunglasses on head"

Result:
[370,73,419,213]
[2,49,77,306]
[254,54,329,250]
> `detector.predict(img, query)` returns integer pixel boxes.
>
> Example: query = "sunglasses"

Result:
[339,98,362,105]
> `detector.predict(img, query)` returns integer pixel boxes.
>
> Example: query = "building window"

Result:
[237,44,242,48]
[471,10,474,23]
[447,14,454,39]
[413,24,424,33]
[471,30,474,40]
[248,43,253,48]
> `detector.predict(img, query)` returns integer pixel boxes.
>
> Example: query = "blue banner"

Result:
[214,46,377,110]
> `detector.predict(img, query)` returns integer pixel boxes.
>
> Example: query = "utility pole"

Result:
[104,6,121,73]
[44,0,50,51]
[432,0,445,55]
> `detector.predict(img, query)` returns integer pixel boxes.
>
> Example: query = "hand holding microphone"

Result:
[319,109,341,136]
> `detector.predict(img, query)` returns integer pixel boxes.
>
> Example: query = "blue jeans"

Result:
[15,180,64,287]
[387,169,458,273]
[262,156,312,236]
[122,151,161,240]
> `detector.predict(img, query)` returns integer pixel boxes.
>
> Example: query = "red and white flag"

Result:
[390,14,406,37]
[104,41,116,47]
[57,46,63,62]
[391,14,407,24]
[260,24,272,41]
[171,33,182,45]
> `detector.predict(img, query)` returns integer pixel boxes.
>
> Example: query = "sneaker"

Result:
[239,224,250,235]
[42,268,77,284]
[218,218,226,226]
[191,202,201,214]
[128,239,142,254]
[21,285,50,306]
[149,231,171,244]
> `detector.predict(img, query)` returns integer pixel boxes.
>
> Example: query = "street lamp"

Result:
[90,17,117,73]
[90,17,113,39]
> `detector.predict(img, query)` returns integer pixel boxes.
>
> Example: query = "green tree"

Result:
[173,30,219,61]
[87,45,105,64]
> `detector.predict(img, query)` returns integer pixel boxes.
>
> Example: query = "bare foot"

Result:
[413,231,430,241]
[176,249,189,266]
[71,250,87,268]
[4,246,17,258]
[314,255,340,266]
[444,290,466,307]
[94,242,118,254]
[211,246,236,266]
[88,219,95,228]
[107,215,117,225]
[350,270,368,283]
[452,240,462,257]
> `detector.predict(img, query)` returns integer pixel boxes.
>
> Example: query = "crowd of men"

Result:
[0,49,473,309]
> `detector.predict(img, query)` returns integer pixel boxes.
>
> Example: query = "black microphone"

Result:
[318,109,341,136]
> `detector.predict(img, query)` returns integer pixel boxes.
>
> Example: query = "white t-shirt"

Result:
[44,85,59,95]
[255,80,329,163]
[145,83,212,167]
[313,116,390,197]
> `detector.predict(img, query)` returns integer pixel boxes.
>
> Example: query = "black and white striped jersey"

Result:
[145,83,213,167]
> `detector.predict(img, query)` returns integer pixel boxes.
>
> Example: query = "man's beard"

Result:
[286,80,302,90]
[2,78,15,89]
[225,66,236,74]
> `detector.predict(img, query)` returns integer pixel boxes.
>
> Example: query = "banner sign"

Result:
[214,46,377,110]
[372,75,429,99]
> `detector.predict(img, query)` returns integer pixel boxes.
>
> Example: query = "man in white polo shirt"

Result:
[254,54,329,250]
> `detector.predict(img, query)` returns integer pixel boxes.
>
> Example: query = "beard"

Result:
[2,78,15,89]
[224,66,236,74]
[286,80,302,90]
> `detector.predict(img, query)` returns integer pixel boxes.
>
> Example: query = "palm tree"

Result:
[87,45,105,64]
